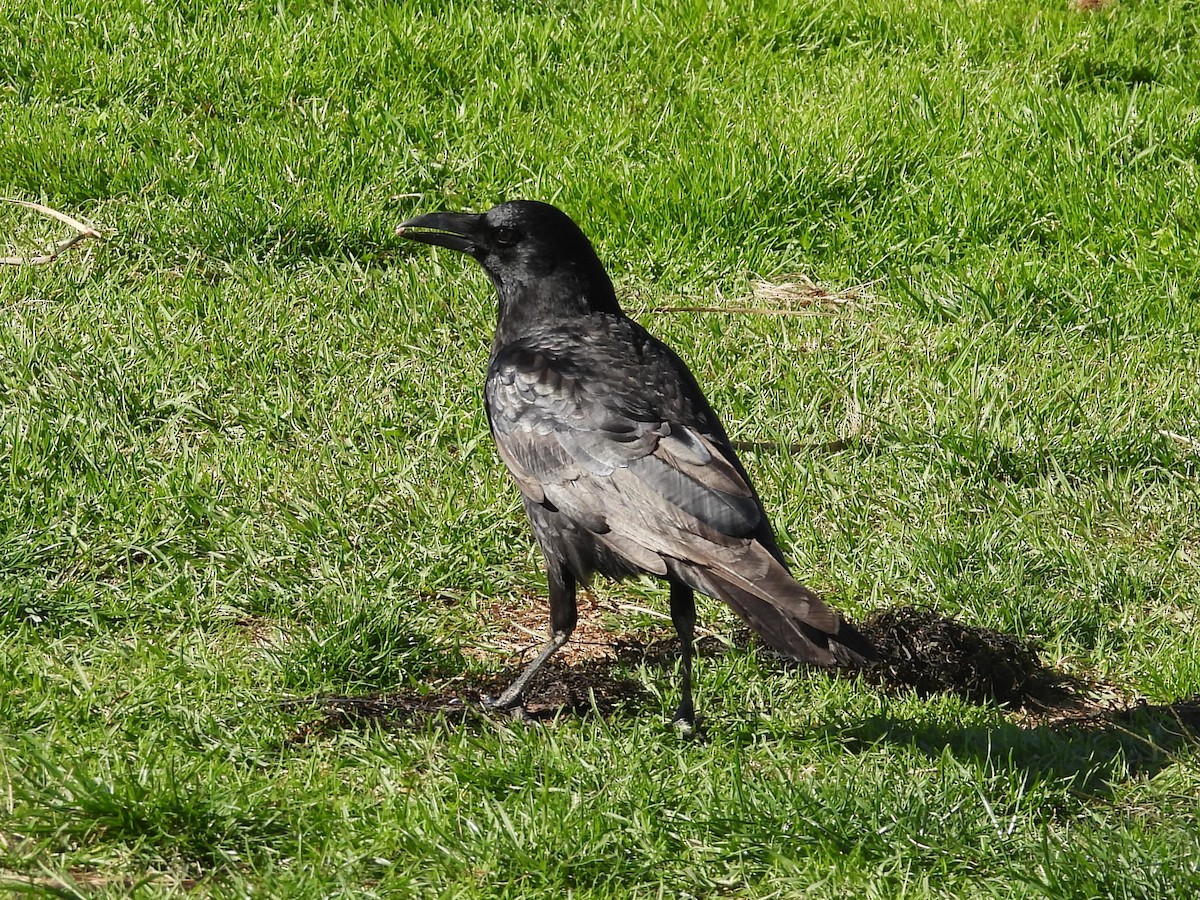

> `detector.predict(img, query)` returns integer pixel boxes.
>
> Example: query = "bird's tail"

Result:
[673,555,876,667]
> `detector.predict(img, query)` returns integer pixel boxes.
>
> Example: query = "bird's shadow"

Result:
[279,635,716,742]
[279,606,1199,793]
[280,662,640,743]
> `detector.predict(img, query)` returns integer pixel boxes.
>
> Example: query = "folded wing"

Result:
[486,342,873,667]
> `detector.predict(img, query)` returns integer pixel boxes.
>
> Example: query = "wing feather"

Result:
[487,345,766,574]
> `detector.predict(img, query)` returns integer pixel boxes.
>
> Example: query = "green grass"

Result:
[3,0,1200,895]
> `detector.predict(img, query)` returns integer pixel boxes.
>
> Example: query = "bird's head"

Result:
[397,200,621,318]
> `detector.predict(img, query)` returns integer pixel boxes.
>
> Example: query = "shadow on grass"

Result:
[280,655,651,744]
[838,696,1200,798]
[280,606,1198,790]
[835,607,1196,794]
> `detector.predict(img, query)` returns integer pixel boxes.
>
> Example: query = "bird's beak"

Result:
[395,211,482,253]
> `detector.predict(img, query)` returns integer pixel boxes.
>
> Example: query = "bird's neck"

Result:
[490,267,622,350]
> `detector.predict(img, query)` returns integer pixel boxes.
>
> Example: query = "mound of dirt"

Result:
[861,606,1057,708]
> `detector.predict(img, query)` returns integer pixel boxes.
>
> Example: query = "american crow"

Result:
[398,200,874,729]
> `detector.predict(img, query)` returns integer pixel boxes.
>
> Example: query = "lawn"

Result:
[2,0,1200,896]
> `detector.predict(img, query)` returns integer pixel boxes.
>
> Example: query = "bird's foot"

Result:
[481,691,533,723]
[671,713,698,740]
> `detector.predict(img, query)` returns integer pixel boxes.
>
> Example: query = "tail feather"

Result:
[673,561,876,667]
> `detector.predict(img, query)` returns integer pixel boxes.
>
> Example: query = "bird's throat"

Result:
[491,274,622,349]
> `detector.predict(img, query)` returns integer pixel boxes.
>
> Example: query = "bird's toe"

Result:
[482,692,533,722]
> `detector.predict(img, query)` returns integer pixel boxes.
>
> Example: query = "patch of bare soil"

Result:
[638,273,874,319]
[1024,695,1200,735]
[461,591,650,666]
[855,607,1200,744]
[280,630,739,743]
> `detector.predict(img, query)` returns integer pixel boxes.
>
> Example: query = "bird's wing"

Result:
[486,345,768,575]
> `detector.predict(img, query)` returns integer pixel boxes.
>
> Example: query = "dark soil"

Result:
[858,605,1059,708]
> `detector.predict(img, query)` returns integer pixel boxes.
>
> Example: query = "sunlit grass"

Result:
[2,0,1199,895]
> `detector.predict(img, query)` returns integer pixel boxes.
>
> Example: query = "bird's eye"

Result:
[494,226,519,246]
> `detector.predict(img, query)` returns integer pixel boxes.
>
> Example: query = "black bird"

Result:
[398,200,874,729]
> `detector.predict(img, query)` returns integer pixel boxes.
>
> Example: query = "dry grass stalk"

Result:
[649,273,876,316]
[1158,429,1200,454]
[1,198,101,265]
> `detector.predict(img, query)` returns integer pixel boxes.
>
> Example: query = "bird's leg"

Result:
[669,581,697,733]
[485,564,578,714]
